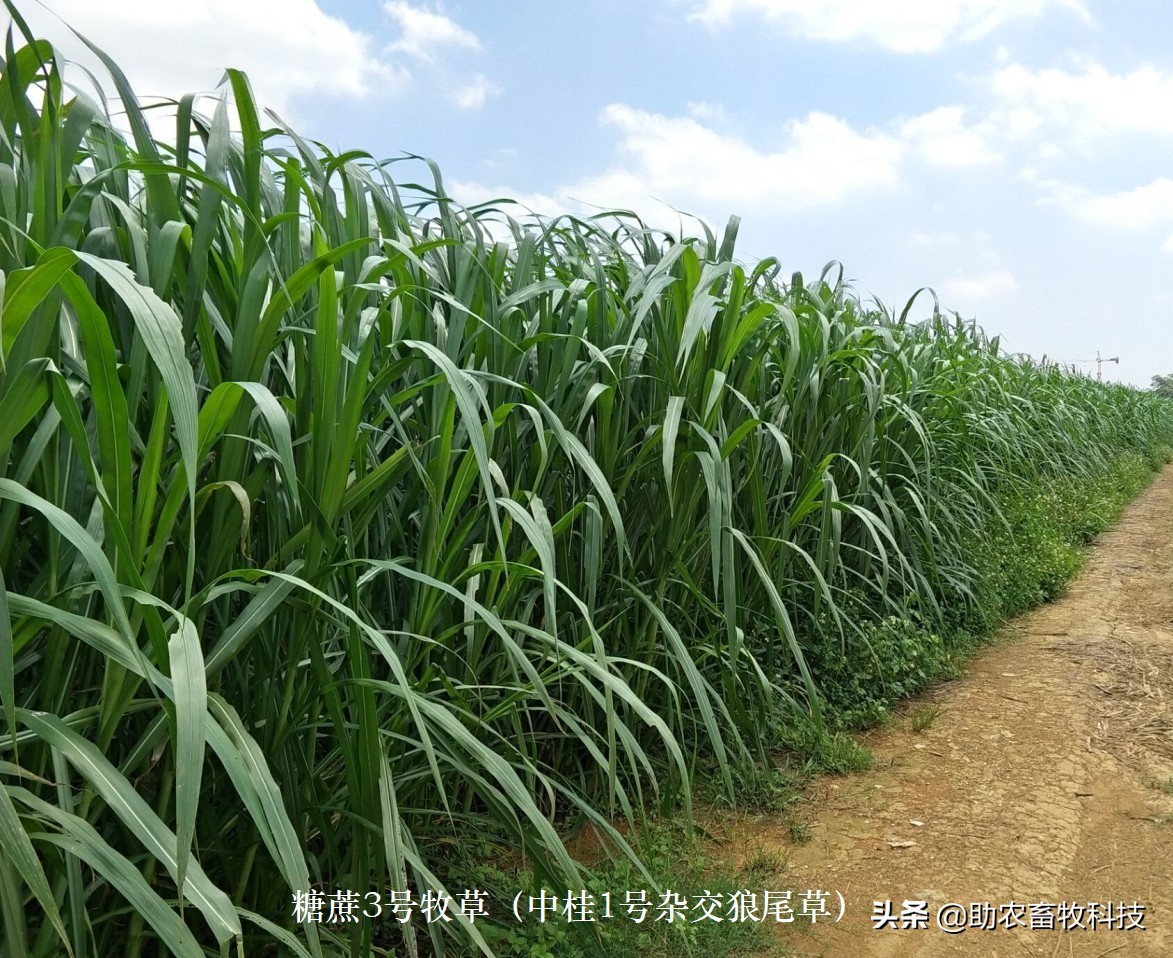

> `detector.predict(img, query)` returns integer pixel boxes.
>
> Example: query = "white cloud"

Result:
[685,0,1090,53]
[991,61,1173,139]
[562,104,901,215]
[384,1,480,61]
[447,181,570,242]
[458,99,1021,231]
[900,106,1002,168]
[942,269,1019,301]
[996,106,1043,140]
[687,101,727,122]
[1031,175,1173,229]
[383,5,498,112]
[13,0,391,117]
[450,74,501,110]
[907,229,962,248]
[450,181,566,218]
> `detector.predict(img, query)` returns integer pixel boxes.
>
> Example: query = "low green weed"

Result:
[475,822,779,958]
[909,705,944,733]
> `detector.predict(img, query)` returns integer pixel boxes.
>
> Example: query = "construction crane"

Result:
[1061,351,1119,382]
[1094,350,1119,382]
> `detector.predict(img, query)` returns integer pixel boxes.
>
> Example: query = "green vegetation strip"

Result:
[0,4,1171,956]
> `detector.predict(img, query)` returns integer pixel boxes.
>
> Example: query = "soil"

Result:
[716,465,1173,957]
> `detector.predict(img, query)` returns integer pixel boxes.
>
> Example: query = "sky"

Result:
[9,0,1173,387]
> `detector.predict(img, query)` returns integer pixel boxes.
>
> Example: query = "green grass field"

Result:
[2,4,1172,956]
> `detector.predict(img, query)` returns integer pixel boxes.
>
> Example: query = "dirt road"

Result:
[728,466,1173,957]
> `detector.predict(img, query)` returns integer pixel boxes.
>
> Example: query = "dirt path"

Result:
[724,465,1173,957]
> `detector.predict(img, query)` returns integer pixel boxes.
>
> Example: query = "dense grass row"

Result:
[2,9,1172,957]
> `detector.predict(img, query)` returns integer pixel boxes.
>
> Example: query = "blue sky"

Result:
[15,0,1173,386]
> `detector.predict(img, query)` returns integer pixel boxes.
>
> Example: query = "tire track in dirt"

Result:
[721,464,1173,957]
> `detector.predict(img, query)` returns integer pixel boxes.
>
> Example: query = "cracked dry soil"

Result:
[721,465,1173,957]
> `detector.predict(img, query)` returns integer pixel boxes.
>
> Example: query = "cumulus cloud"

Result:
[384,1,480,61]
[445,181,571,243]
[684,0,1090,54]
[686,101,727,122]
[900,106,1002,168]
[458,97,1028,231]
[450,74,501,110]
[907,229,962,248]
[11,0,391,117]
[991,60,1173,139]
[561,104,901,215]
[942,269,1019,301]
[450,181,567,219]
[451,104,908,235]
[1029,175,1173,229]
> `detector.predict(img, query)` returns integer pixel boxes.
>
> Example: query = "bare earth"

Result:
[721,465,1173,957]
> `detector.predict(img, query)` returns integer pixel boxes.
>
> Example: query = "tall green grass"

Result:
[1,7,1171,956]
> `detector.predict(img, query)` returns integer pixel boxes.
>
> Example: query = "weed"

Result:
[784,816,813,845]
[740,849,789,883]
[909,705,944,733]
[1147,777,1173,796]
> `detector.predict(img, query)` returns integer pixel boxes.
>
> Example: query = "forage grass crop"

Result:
[1,6,1172,956]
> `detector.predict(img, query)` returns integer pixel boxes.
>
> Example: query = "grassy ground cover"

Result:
[1,7,1172,956]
